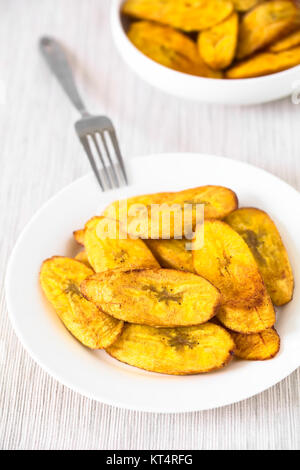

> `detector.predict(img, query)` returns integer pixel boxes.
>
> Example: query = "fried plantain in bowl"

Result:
[236,0,300,59]
[122,0,234,32]
[121,0,300,80]
[127,21,222,77]
[198,12,239,70]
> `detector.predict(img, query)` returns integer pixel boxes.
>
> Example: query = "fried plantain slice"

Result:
[81,268,221,327]
[193,220,276,334]
[40,257,123,349]
[127,21,222,78]
[269,28,300,51]
[193,220,265,306]
[226,45,300,77]
[231,328,280,360]
[145,239,195,272]
[73,229,85,246]
[84,216,159,272]
[225,208,294,306]
[106,322,235,375]
[237,0,300,59]
[122,0,234,32]
[74,250,92,269]
[232,0,263,12]
[217,295,276,333]
[170,185,238,220]
[198,12,239,70]
[103,185,238,239]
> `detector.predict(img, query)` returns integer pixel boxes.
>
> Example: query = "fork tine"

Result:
[107,129,128,185]
[99,132,120,187]
[79,136,105,191]
[90,134,113,189]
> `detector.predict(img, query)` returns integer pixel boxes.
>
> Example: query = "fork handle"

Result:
[39,36,89,116]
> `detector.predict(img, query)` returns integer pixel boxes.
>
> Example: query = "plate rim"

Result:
[5,152,300,413]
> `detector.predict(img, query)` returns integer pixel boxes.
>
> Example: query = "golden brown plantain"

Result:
[103,190,185,239]
[73,228,85,246]
[231,328,280,360]
[103,185,238,239]
[269,28,300,51]
[84,216,159,272]
[226,45,300,78]
[81,268,221,327]
[74,250,92,269]
[170,185,238,220]
[122,0,234,32]
[225,208,294,305]
[217,296,276,334]
[106,322,235,375]
[193,220,265,306]
[232,0,263,11]
[193,220,276,333]
[127,21,222,77]
[40,257,123,349]
[145,238,194,272]
[198,12,239,70]
[237,0,300,59]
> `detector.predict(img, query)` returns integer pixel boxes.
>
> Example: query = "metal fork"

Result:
[39,36,127,191]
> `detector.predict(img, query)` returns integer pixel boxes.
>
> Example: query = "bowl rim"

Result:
[111,0,300,85]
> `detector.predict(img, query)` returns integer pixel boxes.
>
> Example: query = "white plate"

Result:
[6,153,300,413]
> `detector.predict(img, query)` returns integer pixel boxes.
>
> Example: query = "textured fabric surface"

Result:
[0,0,300,450]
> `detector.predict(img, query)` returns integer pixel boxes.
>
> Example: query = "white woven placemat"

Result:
[0,0,299,450]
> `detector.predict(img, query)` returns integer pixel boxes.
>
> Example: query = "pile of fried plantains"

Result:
[121,0,300,79]
[40,185,293,375]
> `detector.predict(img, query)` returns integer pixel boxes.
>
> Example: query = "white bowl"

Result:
[111,0,300,105]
